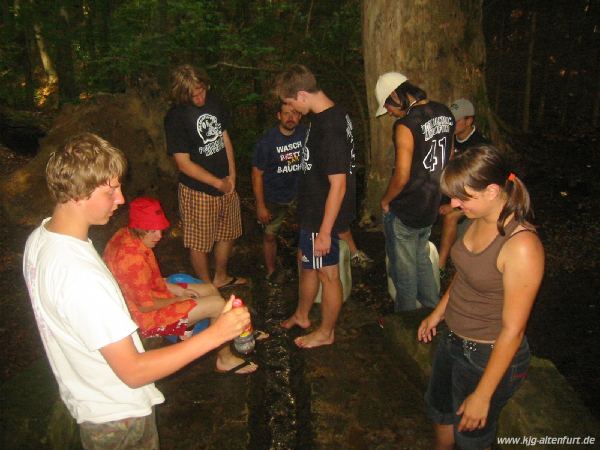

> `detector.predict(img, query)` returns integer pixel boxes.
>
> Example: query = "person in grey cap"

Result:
[375,72,455,312]
[449,98,489,154]
[438,99,491,276]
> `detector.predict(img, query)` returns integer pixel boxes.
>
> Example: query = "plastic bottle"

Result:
[232,298,255,354]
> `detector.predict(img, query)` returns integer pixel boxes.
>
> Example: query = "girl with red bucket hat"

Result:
[104,197,257,374]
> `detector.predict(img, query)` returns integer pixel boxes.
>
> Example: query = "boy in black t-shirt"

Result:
[274,65,356,349]
[164,65,247,289]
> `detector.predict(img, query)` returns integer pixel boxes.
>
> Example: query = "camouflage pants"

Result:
[79,409,159,450]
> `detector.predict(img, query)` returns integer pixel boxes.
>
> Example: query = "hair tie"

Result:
[507,172,516,182]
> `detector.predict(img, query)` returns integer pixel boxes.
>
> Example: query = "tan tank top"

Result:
[445,220,534,341]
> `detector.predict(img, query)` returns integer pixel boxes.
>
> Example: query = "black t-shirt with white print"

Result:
[389,101,455,228]
[297,104,356,233]
[164,94,231,196]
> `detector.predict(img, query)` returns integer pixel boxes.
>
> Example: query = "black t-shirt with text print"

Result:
[164,94,231,196]
[297,104,356,233]
[252,124,307,205]
[389,101,455,228]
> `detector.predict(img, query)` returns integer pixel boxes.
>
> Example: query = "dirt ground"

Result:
[0,129,599,448]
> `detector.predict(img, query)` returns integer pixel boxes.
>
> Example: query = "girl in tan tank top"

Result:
[417,145,545,450]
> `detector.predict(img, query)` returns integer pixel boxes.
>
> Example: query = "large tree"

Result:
[362,0,491,223]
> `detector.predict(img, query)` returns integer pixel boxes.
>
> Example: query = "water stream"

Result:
[248,283,314,450]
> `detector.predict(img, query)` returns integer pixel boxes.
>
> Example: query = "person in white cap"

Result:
[376,72,455,312]
[438,99,491,277]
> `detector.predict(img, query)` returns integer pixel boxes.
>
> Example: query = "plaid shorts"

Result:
[178,183,242,252]
[79,409,158,450]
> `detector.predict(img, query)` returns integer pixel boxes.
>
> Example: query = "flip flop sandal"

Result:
[216,276,248,289]
[214,359,257,375]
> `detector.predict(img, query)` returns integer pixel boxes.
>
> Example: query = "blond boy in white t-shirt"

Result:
[23,132,253,449]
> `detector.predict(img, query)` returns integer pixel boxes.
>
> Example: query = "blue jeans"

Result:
[425,331,530,450]
[383,212,438,311]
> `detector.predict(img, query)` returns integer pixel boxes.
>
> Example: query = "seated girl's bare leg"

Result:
[186,296,257,374]
[186,295,225,323]
[187,282,220,298]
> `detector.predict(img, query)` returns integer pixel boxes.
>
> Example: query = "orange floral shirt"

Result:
[103,228,195,333]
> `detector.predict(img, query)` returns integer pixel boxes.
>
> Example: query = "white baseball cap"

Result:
[375,72,408,116]
[450,98,475,120]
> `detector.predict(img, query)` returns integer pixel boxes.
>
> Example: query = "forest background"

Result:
[2,0,597,159]
[0,0,599,421]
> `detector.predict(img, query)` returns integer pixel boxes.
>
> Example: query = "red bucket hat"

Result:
[128,197,170,230]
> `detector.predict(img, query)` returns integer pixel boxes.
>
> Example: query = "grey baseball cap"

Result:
[450,98,475,120]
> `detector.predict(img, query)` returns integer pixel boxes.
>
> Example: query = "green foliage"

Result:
[0,30,27,107]
[1,0,365,159]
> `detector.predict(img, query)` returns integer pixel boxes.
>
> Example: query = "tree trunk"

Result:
[362,0,489,224]
[522,12,537,132]
[32,22,58,86]
[83,0,97,62]
[55,3,79,103]
[305,0,314,38]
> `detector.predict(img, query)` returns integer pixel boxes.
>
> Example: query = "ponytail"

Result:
[498,173,533,235]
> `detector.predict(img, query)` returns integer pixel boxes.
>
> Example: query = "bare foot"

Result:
[294,329,334,349]
[215,355,258,374]
[281,314,311,330]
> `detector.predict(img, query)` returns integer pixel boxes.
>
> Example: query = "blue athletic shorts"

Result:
[298,229,340,269]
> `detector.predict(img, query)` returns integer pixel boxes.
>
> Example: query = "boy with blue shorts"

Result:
[275,65,356,348]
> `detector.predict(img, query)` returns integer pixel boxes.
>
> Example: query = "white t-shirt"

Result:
[23,218,164,424]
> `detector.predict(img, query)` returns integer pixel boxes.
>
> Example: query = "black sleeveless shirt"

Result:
[389,101,455,228]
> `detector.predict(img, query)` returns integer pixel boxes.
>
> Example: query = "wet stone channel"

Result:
[0,193,436,449]
[248,282,314,449]
[153,227,434,449]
